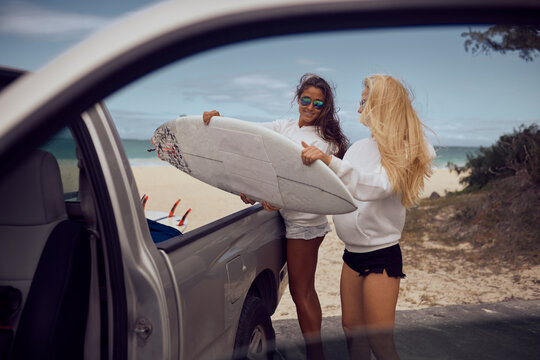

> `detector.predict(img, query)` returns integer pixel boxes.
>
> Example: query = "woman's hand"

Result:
[240,194,280,212]
[301,141,332,166]
[203,110,220,125]
[261,201,281,212]
[240,193,256,205]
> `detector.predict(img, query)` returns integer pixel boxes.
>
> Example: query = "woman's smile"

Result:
[298,86,324,127]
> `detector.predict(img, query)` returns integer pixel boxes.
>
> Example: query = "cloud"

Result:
[180,72,296,115]
[0,1,113,40]
[109,108,177,139]
[314,66,336,73]
[294,58,337,74]
[232,74,289,90]
[295,58,318,66]
[107,72,299,139]
[207,94,233,101]
[424,116,540,146]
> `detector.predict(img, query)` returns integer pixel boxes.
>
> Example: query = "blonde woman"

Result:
[300,75,436,360]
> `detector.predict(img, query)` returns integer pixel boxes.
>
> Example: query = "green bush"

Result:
[448,124,540,189]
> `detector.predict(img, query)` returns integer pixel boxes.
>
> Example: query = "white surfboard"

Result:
[151,115,356,215]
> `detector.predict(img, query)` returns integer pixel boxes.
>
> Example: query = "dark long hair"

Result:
[294,73,349,159]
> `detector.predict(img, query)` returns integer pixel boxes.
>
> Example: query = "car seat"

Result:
[0,150,90,360]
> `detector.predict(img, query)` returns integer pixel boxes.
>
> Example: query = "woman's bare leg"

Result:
[341,263,401,360]
[287,236,325,360]
[361,270,401,360]
[340,262,371,360]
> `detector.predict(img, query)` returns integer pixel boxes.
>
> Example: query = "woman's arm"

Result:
[240,193,280,211]
[301,142,393,201]
[328,156,393,201]
[203,110,279,133]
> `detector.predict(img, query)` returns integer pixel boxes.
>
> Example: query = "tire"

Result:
[233,296,276,360]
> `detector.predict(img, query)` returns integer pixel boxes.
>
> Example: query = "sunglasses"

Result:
[300,96,324,110]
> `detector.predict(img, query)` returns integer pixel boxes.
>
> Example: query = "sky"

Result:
[1,0,539,147]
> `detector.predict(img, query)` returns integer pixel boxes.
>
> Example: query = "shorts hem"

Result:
[356,267,406,279]
[343,244,405,279]
[285,223,331,240]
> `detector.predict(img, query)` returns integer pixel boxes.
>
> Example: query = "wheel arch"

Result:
[247,269,279,316]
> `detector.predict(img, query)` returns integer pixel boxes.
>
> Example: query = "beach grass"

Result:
[403,172,540,272]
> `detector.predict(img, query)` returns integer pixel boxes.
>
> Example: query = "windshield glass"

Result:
[106,24,540,226]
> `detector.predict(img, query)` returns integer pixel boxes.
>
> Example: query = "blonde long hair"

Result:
[360,75,433,207]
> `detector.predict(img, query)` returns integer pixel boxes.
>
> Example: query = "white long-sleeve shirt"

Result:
[329,137,435,253]
[261,119,335,227]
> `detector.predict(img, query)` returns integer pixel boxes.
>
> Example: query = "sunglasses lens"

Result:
[300,97,324,109]
[300,97,311,106]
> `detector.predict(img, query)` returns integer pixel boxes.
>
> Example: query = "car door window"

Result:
[39,127,79,201]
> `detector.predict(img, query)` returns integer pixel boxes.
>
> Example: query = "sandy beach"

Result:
[133,167,465,230]
[132,166,540,320]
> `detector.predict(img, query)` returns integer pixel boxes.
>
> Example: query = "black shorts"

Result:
[343,243,406,278]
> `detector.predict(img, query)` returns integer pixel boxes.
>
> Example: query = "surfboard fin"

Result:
[168,199,181,217]
[178,208,191,227]
[141,194,149,210]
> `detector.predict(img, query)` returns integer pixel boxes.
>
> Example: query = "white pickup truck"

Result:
[0,1,536,359]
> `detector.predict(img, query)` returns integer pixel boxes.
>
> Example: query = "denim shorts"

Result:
[343,244,406,278]
[285,222,331,240]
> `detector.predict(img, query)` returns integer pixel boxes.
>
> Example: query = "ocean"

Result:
[121,139,480,169]
[430,146,480,168]
[41,138,480,169]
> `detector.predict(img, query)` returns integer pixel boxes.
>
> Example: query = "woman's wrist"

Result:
[324,154,332,166]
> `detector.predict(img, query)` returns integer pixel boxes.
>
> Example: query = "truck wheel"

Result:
[233,296,275,360]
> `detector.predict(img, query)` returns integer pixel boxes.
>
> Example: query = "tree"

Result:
[449,124,540,189]
[461,25,540,62]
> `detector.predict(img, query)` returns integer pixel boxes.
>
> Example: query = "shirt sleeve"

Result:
[259,120,281,133]
[308,138,334,156]
[328,156,394,201]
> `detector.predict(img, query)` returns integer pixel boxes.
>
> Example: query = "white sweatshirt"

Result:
[261,119,335,227]
[329,137,435,253]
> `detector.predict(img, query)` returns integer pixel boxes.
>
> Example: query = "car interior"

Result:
[0,148,91,359]
[0,1,538,359]
[0,67,106,358]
